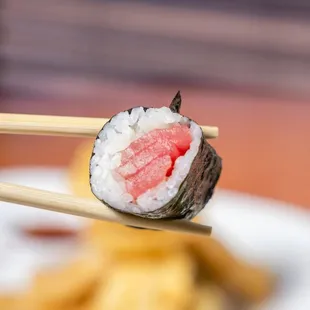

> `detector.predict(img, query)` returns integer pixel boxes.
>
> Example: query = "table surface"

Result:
[1,81,309,208]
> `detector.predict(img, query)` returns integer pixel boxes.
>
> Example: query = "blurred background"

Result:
[1,0,310,309]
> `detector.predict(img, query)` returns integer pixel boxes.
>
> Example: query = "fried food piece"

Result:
[68,141,96,199]
[193,284,226,310]
[0,295,21,310]
[86,220,186,260]
[185,235,275,303]
[12,302,89,310]
[21,251,103,310]
[89,253,195,310]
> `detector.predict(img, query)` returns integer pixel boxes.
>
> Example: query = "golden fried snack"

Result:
[21,251,103,310]
[89,252,195,310]
[185,236,274,303]
[0,295,21,310]
[12,302,88,310]
[86,220,187,260]
[193,285,226,310]
[68,140,96,199]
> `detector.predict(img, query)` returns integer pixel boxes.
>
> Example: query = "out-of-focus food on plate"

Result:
[20,253,103,310]
[0,296,20,310]
[89,93,222,220]
[89,252,196,310]
[69,140,94,199]
[184,235,274,303]
[1,140,273,310]
[193,285,226,310]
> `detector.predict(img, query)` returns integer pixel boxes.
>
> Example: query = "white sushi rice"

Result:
[90,107,202,213]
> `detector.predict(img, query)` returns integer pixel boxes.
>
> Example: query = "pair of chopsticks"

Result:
[0,113,218,236]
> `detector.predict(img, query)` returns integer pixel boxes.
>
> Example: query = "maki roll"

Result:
[90,92,222,220]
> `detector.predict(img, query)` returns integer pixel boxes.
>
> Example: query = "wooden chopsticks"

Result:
[0,183,212,236]
[0,113,219,138]
[0,113,218,235]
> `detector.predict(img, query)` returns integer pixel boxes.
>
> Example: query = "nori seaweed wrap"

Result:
[90,92,222,220]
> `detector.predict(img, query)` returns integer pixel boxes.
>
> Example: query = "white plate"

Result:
[0,168,89,294]
[1,167,310,309]
[204,190,310,310]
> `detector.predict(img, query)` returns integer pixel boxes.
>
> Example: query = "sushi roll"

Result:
[90,92,222,220]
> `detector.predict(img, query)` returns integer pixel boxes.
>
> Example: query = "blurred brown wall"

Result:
[2,0,310,98]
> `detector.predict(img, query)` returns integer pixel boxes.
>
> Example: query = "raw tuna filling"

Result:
[116,124,192,199]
